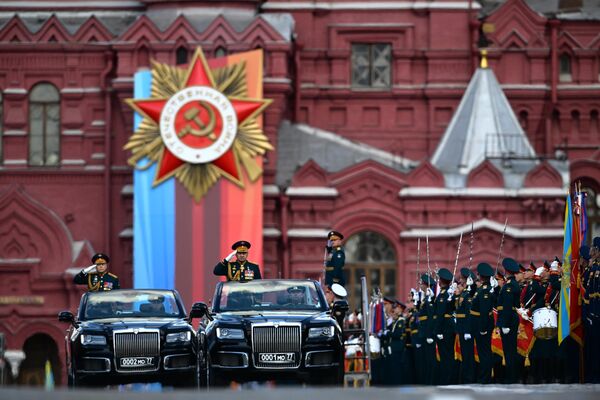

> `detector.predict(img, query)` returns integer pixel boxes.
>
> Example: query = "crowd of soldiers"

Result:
[371,238,600,385]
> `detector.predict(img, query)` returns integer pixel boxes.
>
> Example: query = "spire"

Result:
[431,65,537,178]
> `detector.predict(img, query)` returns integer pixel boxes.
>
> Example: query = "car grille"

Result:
[251,323,301,369]
[114,330,160,372]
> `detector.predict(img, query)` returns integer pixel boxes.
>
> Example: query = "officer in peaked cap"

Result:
[415,273,436,385]
[497,257,521,383]
[586,238,600,382]
[214,240,262,281]
[470,262,495,383]
[324,230,346,287]
[456,267,476,383]
[433,268,457,384]
[74,253,120,292]
[580,244,594,382]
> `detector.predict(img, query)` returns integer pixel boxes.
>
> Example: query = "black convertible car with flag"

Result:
[58,289,198,387]
[190,279,347,386]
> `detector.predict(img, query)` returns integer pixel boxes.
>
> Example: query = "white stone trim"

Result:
[91,153,106,160]
[85,165,105,171]
[3,130,26,136]
[0,1,143,9]
[61,159,86,166]
[62,129,84,136]
[113,77,134,84]
[264,228,282,238]
[285,186,338,197]
[557,84,600,90]
[119,228,133,238]
[61,87,101,94]
[262,2,481,11]
[121,184,134,195]
[264,77,292,84]
[91,120,106,127]
[263,184,280,196]
[3,159,27,165]
[287,228,330,238]
[399,187,566,198]
[400,218,563,239]
[3,88,27,95]
[501,84,549,90]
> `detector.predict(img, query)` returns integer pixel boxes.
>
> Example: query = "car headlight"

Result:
[216,327,244,340]
[308,326,334,338]
[166,331,191,343]
[80,334,107,346]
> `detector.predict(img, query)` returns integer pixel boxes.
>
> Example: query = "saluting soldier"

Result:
[324,231,346,287]
[497,257,521,384]
[456,267,476,383]
[73,253,120,291]
[470,262,495,384]
[214,240,262,281]
[432,267,457,385]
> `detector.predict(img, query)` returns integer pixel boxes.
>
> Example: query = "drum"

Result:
[532,307,558,339]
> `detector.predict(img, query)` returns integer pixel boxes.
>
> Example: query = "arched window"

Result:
[175,46,188,65]
[29,83,60,166]
[572,110,580,135]
[215,46,227,58]
[519,110,528,131]
[582,186,600,247]
[345,231,396,309]
[590,110,598,136]
[559,53,572,82]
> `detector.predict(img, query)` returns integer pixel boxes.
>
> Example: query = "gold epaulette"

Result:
[470,310,481,316]
[108,273,118,278]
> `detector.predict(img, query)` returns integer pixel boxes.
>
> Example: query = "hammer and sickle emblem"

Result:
[177,101,217,140]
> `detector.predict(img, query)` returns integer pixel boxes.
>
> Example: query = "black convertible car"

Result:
[191,279,346,386]
[58,289,198,387]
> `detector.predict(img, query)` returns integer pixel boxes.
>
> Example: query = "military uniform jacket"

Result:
[545,274,561,310]
[528,279,547,312]
[390,317,407,353]
[416,295,436,340]
[214,260,262,282]
[470,284,495,333]
[496,276,520,329]
[325,246,345,286]
[455,287,474,334]
[74,271,120,291]
[433,288,456,336]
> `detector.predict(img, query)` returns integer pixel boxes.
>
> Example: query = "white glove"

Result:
[436,334,443,340]
[517,307,529,321]
[415,344,422,349]
[501,327,510,334]
[464,333,472,340]
[490,276,498,289]
[480,331,488,335]
[326,240,332,247]
[225,250,237,262]
[448,282,458,295]
[426,338,434,344]
[82,264,96,274]
[466,276,474,287]
[425,288,434,300]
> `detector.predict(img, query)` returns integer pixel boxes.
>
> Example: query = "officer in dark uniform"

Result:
[497,257,521,384]
[581,245,593,382]
[324,231,345,287]
[73,253,120,291]
[456,267,476,383]
[214,240,262,281]
[470,262,495,383]
[432,267,456,384]
[415,273,436,385]
[388,300,409,385]
[590,237,600,383]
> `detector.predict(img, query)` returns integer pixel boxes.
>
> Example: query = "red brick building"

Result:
[0,0,599,385]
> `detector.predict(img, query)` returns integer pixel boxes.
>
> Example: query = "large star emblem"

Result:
[125,48,272,200]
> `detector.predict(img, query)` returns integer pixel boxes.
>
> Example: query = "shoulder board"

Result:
[108,273,118,278]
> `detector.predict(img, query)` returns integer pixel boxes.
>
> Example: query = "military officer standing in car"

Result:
[214,240,262,281]
[73,253,120,291]
[324,231,346,287]
[470,262,495,384]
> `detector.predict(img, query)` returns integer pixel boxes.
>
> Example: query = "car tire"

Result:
[207,354,227,388]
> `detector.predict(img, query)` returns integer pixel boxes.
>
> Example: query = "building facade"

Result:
[0,0,599,385]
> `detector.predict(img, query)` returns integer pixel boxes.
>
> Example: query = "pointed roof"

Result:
[431,66,536,174]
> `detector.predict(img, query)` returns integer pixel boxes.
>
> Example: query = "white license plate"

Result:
[258,352,295,363]
[120,357,154,367]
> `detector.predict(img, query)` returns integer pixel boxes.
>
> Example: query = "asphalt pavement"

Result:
[1,385,600,400]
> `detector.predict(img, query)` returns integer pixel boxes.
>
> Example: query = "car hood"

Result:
[79,318,192,333]
[213,311,333,325]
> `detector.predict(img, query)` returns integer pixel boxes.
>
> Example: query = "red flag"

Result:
[569,191,583,345]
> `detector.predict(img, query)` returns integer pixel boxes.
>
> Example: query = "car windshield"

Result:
[215,280,325,312]
[82,290,183,320]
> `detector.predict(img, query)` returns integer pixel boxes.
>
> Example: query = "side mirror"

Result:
[190,302,213,321]
[58,311,78,327]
